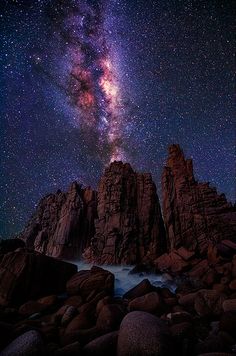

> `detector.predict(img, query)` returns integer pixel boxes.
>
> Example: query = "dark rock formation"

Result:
[0,238,25,254]
[66,266,114,299]
[162,144,236,254]
[0,249,77,306]
[19,182,97,259]
[84,161,166,264]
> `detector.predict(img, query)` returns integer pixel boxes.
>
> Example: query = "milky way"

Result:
[1,0,235,238]
[46,0,128,163]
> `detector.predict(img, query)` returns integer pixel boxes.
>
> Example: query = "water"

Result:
[72,261,176,296]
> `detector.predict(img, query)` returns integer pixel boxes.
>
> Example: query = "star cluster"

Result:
[0,0,235,237]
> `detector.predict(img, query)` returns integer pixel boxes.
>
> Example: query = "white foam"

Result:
[72,261,176,296]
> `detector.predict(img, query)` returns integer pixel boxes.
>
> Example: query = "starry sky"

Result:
[1,0,235,238]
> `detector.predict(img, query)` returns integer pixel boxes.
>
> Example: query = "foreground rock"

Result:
[18,182,97,259]
[0,249,77,306]
[0,238,25,254]
[66,266,114,300]
[83,331,118,355]
[0,330,45,356]
[162,144,236,254]
[117,311,171,355]
[84,161,166,264]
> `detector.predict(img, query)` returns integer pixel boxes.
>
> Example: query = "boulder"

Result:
[96,304,125,332]
[220,311,236,338]
[128,292,162,313]
[154,251,189,273]
[166,311,192,324]
[194,290,226,317]
[19,301,47,317]
[64,295,83,308]
[66,266,114,299]
[61,306,78,326]
[117,311,171,356]
[0,330,45,356]
[222,299,236,312]
[65,312,94,334]
[170,321,192,339]
[53,341,81,355]
[0,249,77,306]
[83,331,118,356]
[178,292,198,307]
[229,279,236,291]
[123,279,153,300]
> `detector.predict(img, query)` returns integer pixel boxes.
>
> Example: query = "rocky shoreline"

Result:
[1,144,236,355]
[0,240,236,355]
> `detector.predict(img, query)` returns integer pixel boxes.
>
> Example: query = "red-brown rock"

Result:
[128,292,162,313]
[83,162,166,264]
[220,311,236,338]
[0,249,77,306]
[66,266,114,299]
[19,183,97,259]
[162,144,236,254]
[154,250,189,273]
[123,279,154,300]
[194,289,226,317]
[19,300,47,317]
[96,304,126,332]
[83,331,118,356]
[117,311,171,356]
[65,312,94,334]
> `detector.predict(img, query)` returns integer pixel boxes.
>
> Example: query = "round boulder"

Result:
[66,266,114,299]
[128,292,162,313]
[194,290,226,317]
[96,304,125,332]
[0,330,44,356]
[117,311,171,356]
[83,331,118,356]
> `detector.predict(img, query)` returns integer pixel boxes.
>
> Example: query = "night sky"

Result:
[1,0,235,238]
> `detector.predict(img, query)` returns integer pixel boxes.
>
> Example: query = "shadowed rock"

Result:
[162,144,236,254]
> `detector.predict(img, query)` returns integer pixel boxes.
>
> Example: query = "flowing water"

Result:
[72,262,176,296]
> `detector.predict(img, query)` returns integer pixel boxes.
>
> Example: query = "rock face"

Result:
[162,144,236,254]
[19,182,97,259]
[0,249,77,306]
[84,162,166,264]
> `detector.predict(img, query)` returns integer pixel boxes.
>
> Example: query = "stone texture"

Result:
[84,161,166,264]
[194,290,226,317]
[128,291,161,313]
[117,311,171,356]
[18,182,97,259]
[0,249,77,306]
[66,266,114,299]
[123,279,154,300]
[222,299,236,312]
[96,304,126,332]
[83,331,118,356]
[162,144,236,254]
[0,330,45,356]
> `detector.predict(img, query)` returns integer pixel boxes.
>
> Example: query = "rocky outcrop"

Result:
[0,249,77,306]
[162,144,236,254]
[84,162,166,265]
[19,182,97,259]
